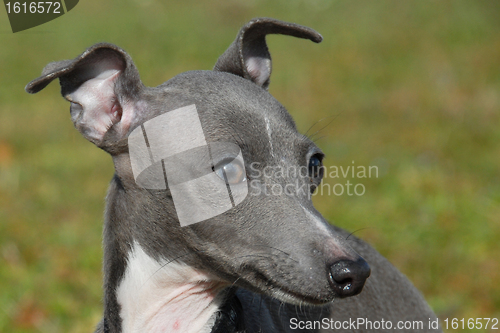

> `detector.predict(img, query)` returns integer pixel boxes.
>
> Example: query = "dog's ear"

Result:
[26,43,144,153]
[214,18,322,90]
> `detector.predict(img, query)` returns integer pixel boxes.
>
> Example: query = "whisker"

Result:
[346,227,372,240]
[308,110,345,141]
[311,135,326,143]
[304,116,332,137]
[138,249,207,291]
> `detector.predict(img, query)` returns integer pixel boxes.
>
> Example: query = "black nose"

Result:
[329,258,371,298]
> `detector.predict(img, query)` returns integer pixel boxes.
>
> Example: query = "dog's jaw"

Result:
[116,241,227,333]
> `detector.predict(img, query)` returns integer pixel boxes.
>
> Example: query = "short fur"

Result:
[27,18,441,333]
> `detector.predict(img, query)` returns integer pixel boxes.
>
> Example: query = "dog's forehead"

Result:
[146,70,301,144]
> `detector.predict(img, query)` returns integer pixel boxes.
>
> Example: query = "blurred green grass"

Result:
[1,0,499,332]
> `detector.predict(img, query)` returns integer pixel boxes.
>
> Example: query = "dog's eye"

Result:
[214,159,247,185]
[308,154,323,180]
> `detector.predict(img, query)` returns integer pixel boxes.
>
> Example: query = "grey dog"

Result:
[26,18,441,333]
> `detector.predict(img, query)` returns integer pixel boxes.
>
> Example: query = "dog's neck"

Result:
[100,174,244,333]
[115,241,227,333]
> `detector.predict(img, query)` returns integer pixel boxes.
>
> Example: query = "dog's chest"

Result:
[116,242,225,333]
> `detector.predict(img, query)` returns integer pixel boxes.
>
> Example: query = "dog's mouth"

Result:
[235,269,334,305]
[228,255,370,304]
[267,283,333,305]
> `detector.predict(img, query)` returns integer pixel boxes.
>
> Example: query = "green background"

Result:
[1,0,499,332]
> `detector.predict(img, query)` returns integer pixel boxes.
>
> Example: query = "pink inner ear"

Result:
[245,56,271,87]
[67,69,122,144]
[111,101,123,122]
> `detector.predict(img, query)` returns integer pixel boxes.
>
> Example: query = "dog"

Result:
[26,18,441,333]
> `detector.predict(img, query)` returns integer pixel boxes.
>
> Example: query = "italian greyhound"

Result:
[26,18,441,333]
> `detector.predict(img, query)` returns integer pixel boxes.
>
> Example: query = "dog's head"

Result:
[27,18,369,305]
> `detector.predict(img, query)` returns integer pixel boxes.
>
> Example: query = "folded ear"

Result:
[214,18,322,90]
[26,43,144,153]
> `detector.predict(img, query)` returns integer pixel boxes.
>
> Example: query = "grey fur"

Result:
[26,18,441,333]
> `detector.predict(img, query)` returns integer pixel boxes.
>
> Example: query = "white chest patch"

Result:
[116,242,226,333]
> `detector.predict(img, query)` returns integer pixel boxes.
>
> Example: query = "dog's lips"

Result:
[267,283,334,305]
[235,270,334,305]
